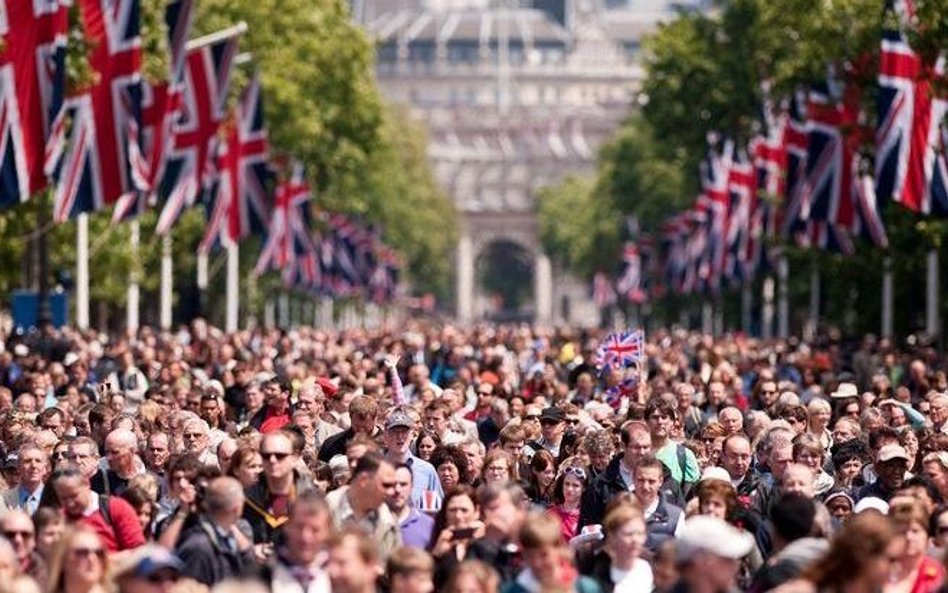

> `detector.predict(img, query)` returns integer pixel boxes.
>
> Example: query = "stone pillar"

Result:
[457,234,474,324]
[534,252,553,325]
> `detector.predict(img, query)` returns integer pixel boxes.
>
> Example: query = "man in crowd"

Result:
[326,451,401,561]
[176,476,254,585]
[51,466,146,552]
[92,429,148,496]
[318,395,380,461]
[382,408,442,508]
[387,463,434,549]
[244,431,314,543]
[1,444,48,514]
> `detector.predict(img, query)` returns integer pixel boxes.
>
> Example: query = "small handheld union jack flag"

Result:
[596,329,645,372]
[604,370,640,410]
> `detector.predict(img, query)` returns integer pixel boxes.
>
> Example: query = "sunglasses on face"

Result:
[2,530,32,540]
[70,547,105,560]
[261,451,292,461]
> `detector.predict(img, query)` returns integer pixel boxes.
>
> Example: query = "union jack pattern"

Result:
[596,329,645,371]
[155,33,238,235]
[51,0,144,222]
[875,0,948,215]
[0,0,67,207]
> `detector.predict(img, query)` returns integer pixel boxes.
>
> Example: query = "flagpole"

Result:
[278,292,289,328]
[76,214,90,330]
[805,260,820,341]
[160,235,173,330]
[777,255,789,338]
[184,22,248,51]
[226,241,239,332]
[762,275,775,340]
[882,255,894,338]
[701,301,713,335]
[741,284,752,335]
[927,249,940,339]
[127,220,140,332]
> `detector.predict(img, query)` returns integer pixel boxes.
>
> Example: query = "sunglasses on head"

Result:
[561,466,587,480]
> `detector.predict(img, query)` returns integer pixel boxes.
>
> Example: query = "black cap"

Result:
[540,407,565,423]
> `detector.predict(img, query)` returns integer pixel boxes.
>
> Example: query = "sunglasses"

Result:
[2,530,32,540]
[261,451,292,461]
[524,415,540,421]
[71,547,105,560]
[561,466,587,480]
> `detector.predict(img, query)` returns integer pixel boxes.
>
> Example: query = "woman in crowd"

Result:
[429,485,484,563]
[580,503,651,593]
[46,527,109,593]
[546,465,587,542]
[432,446,473,492]
[481,449,515,488]
[792,434,835,496]
[886,500,944,593]
[227,446,264,488]
[415,430,441,462]
[524,450,557,507]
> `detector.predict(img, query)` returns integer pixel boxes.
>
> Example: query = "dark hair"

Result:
[353,451,390,478]
[227,447,261,479]
[428,484,478,552]
[694,479,738,520]
[645,398,678,422]
[166,453,203,479]
[868,426,900,450]
[430,445,473,485]
[900,475,943,506]
[264,377,291,395]
[804,512,897,589]
[830,438,870,470]
[771,492,817,543]
[550,466,587,506]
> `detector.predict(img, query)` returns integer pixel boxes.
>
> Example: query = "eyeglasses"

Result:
[477,391,492,396]
[561,466,587,480]
[486,465,508,473]
[261,451,292,461]
[70,547,105,560]
[2,530,33,540]
[183,432,204,439]
[524,415,540,421]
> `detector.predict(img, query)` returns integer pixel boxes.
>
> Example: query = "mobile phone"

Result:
[451,527,476,540]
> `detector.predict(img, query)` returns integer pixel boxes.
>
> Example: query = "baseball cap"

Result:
[854,496,889,515]
[877,443,909,463]
[677,516,755,561]
[316,376,338,398]
[540,407,565,423]
[699,466,732,484]
[386,409,414,430]
[113,545,183,580]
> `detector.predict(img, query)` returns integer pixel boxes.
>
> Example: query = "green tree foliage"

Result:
[536,0,948,334]
[0,0,457,325]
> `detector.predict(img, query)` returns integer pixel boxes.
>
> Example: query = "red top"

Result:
[911,555,945,593]
[260,407,292,434]
[77,496,146,552]
[547,505,580,542]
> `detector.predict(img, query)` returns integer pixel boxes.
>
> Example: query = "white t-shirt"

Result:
[611,558,653,593]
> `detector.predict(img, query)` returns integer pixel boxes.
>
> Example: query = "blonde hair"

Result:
[519,512,564,550]
[47,526,109,593]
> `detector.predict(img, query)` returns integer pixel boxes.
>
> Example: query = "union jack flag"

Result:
[604,369,639,410]
[782,91,812,244]
[155,32,238,235]
[723,147,754,283]
[255,162,317,287]
[199,72,270,252]
[798,76,885,250]
[112,0,193,223]
[875,0,948,216]
[0,0,67,207]
[368,246,400,304]
[51,0,144,222]
[701,137,733,292]
[596,329,645,371]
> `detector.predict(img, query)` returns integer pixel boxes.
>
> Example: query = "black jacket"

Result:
[579,455,683,528]
[242,472,314,544]
[317,427,355,461]
[176,517,254,586]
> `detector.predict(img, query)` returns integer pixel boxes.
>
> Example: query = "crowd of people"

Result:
[0,319,946,593]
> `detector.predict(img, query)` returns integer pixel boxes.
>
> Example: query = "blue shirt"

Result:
[401,452,443,511]
[18,485,43,515]
[399,508,434,549]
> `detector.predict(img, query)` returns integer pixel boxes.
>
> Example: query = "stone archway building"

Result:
[357,0,703,323]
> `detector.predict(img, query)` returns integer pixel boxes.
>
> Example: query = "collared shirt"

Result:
[399,451,443,512]
[17,485,43,515]
[326,486,401,560]
[398,507,434,549]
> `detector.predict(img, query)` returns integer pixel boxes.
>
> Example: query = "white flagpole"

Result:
[184,22,248,51]
[927,249,940,338]
[762,275,775,340]
[777,255,789,338]
[278,292,289,328]
[76,214,90,330]
[160,235,173,330]
[127,220,140,332]
[741,284,752,335]
[226,241,239,332]
[882,255,894,338]
[805,261,819,341]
